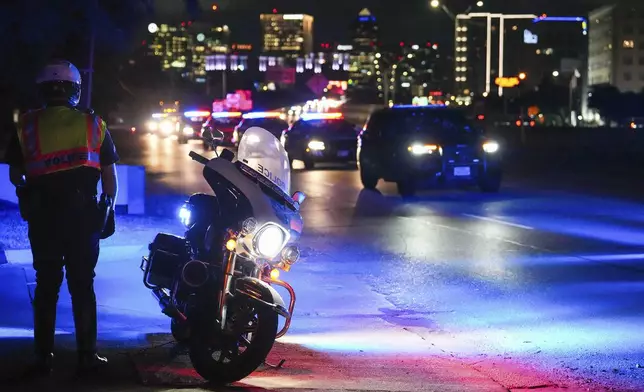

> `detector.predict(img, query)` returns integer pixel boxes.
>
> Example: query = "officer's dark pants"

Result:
[28,210,100,358]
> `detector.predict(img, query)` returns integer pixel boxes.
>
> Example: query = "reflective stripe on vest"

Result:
[18,108,104,177]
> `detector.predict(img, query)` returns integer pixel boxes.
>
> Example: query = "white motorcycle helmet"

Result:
[36,60,82,107]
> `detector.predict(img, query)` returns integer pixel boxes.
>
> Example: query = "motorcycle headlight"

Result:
[483,141,499,153]
[253,223,290,259]
[178,204,192,227]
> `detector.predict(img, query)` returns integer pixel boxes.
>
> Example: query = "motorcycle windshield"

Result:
[237,126,291,195]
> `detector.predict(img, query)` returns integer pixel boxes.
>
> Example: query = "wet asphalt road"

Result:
[107,130,644,391]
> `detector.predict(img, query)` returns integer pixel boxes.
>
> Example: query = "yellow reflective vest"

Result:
[17,106,106,178]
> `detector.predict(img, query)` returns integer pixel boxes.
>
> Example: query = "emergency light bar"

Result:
[242,111,282,119]
[300,112,344,121]
[392,104,447,109]
[184,110,211,117]
[210,112,242,118]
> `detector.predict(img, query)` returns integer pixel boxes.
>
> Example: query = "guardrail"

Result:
[0,164,145,214]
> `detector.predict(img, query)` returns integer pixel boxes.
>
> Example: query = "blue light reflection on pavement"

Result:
[4,131,644,389]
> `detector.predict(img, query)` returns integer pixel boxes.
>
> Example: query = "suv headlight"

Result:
[408,144,440,155]
[308,140,325,150]
[253,223,290,259]
[482,141,499,153]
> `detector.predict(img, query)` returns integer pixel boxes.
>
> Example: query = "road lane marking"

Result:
[462,214,534,230]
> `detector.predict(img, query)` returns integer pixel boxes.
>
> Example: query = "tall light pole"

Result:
[81,0,99,109]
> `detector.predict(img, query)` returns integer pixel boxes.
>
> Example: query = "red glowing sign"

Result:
[213,90,253,112]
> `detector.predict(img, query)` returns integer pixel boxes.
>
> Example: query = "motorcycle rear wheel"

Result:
[188,300,278,384]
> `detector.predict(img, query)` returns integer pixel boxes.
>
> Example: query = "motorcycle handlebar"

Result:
[189,151,209,165]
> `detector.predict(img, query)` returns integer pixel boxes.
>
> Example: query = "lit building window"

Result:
[624,40,635,48]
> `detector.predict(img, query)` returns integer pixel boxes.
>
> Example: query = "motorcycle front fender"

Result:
[234,277,289,318]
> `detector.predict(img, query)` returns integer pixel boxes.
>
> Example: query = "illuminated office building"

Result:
[260,13,314,58]
[589,3,644,92]
[349,8,380,90]
[148,23,191,71]
[147,22,231,83]
[191,24,230,82]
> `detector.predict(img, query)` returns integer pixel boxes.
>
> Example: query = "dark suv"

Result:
[357,105,503,197]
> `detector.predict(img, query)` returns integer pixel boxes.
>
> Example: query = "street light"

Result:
[476,1,484,6]
[552,70,560,77]
[148,23,158,34]
[519,72,527,80]
[430,0,440,8]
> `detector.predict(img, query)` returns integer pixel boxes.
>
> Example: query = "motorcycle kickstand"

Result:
[264,359,286,369]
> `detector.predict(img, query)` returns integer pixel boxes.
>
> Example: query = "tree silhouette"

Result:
[0,0,152,111]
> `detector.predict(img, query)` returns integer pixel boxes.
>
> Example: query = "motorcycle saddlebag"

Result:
[145,233,189,288]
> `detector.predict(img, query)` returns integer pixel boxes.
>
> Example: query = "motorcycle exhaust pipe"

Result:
[151,287,187,322]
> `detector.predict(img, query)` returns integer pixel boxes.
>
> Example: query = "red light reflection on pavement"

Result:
[132,342,608,391]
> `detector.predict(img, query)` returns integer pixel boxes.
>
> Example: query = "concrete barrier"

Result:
[0,164,145,214]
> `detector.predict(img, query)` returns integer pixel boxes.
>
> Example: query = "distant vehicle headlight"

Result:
[253,223,289,259]
[308,140,325,151]
[147,121,158,131]
[482,141,499,153]
[408,144,439,155]
[183,126,194,135]
[160,121,173,135]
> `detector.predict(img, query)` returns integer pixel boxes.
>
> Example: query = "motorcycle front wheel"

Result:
[188,298,278,384]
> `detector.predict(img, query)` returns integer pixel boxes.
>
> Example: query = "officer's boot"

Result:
[29,292,58,377]
[71,286,108,375]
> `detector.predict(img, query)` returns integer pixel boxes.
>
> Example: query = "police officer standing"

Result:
[5,60,119,376]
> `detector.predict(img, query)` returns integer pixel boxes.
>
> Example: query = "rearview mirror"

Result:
[292,191,306,206]
[202,126,224,146]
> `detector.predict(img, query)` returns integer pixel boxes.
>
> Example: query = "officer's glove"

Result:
[97,193,115,239]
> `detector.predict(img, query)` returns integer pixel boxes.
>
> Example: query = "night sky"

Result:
[151,0,606,47]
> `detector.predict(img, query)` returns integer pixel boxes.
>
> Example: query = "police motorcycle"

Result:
[140,126,305,383]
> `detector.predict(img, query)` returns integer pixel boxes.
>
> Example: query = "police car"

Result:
[232,112,289,147]
[281,112,359,170]
[145,112,182,138]
[179,110,210,144]
[201,112,242,149]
